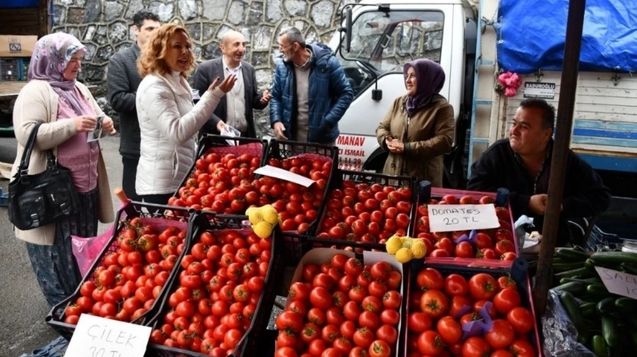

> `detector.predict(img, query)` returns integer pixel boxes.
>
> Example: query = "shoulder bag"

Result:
[8,123,79,230]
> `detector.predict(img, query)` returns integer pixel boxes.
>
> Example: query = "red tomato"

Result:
[506,307,534,334]
[436,316,462,344]
[493,287,521,314]
[485,319,516,349]
[368,339,391,357]
[444,273,469,296]
[416,268,444,290]
[455,241,475,258]
[353,327,375,348]
[462,336,491,357]
[449,295,473,318]
[380,309,400,326]
[382,290,401,310]
[358,310,380,329]
[468,273,498,300]
[420,289,449,319]
[309,286,332,309]
[376,324,398,345]
[509,338,536,357]
[275,311,303,333]
[407,312,432,333]
[417,330,445,355]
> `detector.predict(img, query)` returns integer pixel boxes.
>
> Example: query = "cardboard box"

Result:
[0,35,38,58]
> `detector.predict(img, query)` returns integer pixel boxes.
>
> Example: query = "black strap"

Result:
[17,122,43,177]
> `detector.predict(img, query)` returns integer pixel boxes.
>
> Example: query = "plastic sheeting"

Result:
[497,0,637,73]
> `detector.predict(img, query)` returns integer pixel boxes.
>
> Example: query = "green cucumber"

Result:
[586,283,609,300]
[596,297,616,315]
[560,291,585,335]
[614,297,637,314]
[555,247,590,262]
[592,334,609,357]
[579,301,597,318]
[554,281,587,295]
[601,316,619,347]
[590,252,637,268]
[554,266,593,279]
[553,261,586,272]
[620,262,637,275]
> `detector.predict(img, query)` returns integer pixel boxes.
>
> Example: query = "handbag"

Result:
[8,123,79,230]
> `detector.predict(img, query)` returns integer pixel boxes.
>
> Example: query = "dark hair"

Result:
[133,11,159,28]
[278,27,305,47]
[519,98,555,129]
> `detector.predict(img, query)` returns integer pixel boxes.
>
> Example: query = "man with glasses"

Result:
[107,11,160,201]
[192,30,271,138]
[270,27,353,145]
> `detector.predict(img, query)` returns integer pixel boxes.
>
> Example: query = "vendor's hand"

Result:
[209,74,237,93]
[73,115,97,132]
[386,137,404,153]
[102,116,116,135]
[216,120,226,132]
[529,194,548,215]
[273,122,287,140]
[260,89,272,104]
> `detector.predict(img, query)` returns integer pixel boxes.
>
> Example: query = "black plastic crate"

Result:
[404,259,542,357]
[145,211,283,357]
[312,169,417,251]
[46,201,193,340]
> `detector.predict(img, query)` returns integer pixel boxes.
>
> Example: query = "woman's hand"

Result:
[208,74,237,93]
[73,115,97,132]
[385,137,404,153]
[102,116,117,135]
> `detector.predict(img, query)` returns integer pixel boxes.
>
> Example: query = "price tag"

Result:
[595,266,637,300]
[427,204,500,233]
[254,164,315,187]
[65,313,151,357]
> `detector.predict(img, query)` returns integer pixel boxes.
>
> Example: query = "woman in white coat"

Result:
[136,23,236,204]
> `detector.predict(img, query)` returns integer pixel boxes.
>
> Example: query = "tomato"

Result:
[436,316,462,344]
[368,281,388,298]
[468,273,498,300]
[333,337,353,354]
[493,287,520,315]
[444,274,468,296]
[303,264,321,282]
[361,296,382,313]
[497,276,516,290]
[380,309,400,326]
[175,300,195,318]
[407,312,432,333]
[353,327,375,348]
[321,324,340,343]
[509,339,536,357]
[348,285,366,303]
[276,311,303,333]
[343,301,361,321]
[376,324,398,344]
[420,289,449,319]
[275,346,298,357]
[382,290,401,310]
[358,310,380,329]
[299,322,320,343]
[344,257,363,277]
[309,286,332,309]
[307,339,327,356]
[307,307,326,326]
[368,339,391,357]
[416,330,445,355]
[455,241,475,258]
[386,271,401,290]
[506,306,534,334]
[461,336,491,357]
[485,319,516,349]
[416,268,444,290]
[449,295,473,318]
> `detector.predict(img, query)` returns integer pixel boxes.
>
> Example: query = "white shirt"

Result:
[223,58,247,133]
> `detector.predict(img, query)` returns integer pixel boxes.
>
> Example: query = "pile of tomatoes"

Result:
[148,228,272,356]
[275,254,403,357]
[170,149,332,234]
[407,267,537,356]
[63,218,187,323]
[414,194,517,260]
[316,180,413,244]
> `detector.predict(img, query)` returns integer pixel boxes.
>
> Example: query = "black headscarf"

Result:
[403,59,445,117]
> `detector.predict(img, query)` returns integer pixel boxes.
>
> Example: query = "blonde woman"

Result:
[135,23,236,204]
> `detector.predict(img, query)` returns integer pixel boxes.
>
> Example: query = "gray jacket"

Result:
[107,44,142,158]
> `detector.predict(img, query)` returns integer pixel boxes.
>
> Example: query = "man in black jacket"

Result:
[468,98,611,246]
[107,11,160,201]
[192,30,271,138]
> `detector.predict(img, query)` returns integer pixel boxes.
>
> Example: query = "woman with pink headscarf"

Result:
[11,32,115,306]
[376,59,455,187]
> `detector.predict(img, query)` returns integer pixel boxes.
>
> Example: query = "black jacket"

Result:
[468,139,610,228]
[191,58,267,138]
[107,44,142,158]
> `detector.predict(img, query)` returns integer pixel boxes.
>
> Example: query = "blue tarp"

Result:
[497,0,637,73]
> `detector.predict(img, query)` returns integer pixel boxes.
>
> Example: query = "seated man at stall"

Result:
[467,98,611,246]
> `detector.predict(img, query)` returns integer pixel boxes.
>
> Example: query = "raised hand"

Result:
[209,74,237,93]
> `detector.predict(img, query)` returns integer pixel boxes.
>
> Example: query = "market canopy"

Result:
[497,0,637,73]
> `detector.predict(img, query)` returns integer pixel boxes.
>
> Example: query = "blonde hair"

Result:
[137,23,195,78]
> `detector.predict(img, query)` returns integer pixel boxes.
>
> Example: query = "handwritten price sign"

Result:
[427,204,500,233]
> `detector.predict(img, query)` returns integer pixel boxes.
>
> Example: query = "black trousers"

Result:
[122,155,140,202]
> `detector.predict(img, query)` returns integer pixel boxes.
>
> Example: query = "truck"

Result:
[329,0,637,197]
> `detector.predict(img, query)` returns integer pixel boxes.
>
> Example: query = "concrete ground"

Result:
[0,134,122,357]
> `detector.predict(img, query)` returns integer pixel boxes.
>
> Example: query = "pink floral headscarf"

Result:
[28,32,87,115]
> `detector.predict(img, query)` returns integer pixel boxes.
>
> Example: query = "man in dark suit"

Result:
[192,30,271,138]
[107,11,160,201]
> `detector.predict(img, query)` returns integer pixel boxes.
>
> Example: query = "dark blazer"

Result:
[192,58,267,138]
[107,44,142,158]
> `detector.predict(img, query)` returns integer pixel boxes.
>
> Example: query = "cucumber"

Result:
[592,334,609,357]
[590,251,637,268]
[560,291,585,335]
[555,247,590,262]
[601,316,619,347]
[553,261,586,272]
[620,262,637,275]
[614,297,637,314]
[559,276,600,285]
[554,266,593,279]
[554,281,587,295]
[586,283,609,300]
[596,297,616,315]
[579,301,597,318]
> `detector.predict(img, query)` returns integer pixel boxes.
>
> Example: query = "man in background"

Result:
[270,27,353,145]
[192,30,271,138]
[107,11,160,201]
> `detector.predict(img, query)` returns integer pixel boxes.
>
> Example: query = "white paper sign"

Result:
[595,266,637,299]
[254,164,315,187]
[65,313,151,357]
[427,204,500,233]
